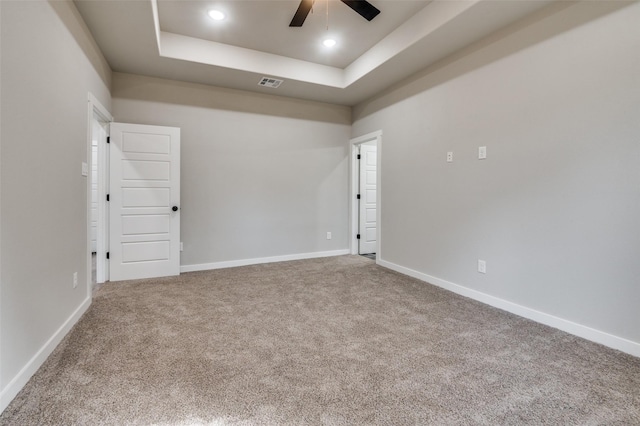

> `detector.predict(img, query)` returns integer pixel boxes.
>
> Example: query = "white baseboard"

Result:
[0,297,92,414]
[377,259,640,358]
[181,249,351,273]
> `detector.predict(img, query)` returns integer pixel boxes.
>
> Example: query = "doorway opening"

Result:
[349,131,382,262]
[87,94,112,294]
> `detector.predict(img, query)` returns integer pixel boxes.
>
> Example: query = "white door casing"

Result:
[109,123,181,281]
[359,144,377,255]
[87,93,112,289]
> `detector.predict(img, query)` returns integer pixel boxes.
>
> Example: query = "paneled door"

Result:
[109,123,180,281]
[359,144,377,255]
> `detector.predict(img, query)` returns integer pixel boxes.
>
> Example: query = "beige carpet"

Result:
[2,255,639,425]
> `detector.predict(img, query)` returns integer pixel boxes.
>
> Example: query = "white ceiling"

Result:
[157,1,430,68]
[74,0,555,106]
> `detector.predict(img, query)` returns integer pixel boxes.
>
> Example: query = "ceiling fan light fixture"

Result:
[323,39,337,48]
[207,9,225,21]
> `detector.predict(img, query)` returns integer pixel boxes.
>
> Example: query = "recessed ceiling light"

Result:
[323,39,337,48]
[208,10,225,21]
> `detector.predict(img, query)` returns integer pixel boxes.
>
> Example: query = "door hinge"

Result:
[357,234,361,240]
[106,194,110,202]
[357,194,361,199]
[357,154,361,160]
[106,252,110,260]
[106,136,110,144]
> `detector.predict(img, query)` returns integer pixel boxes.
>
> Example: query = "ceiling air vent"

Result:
[258,77,283,88]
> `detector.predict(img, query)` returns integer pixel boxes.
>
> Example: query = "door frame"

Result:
[349,130,382,259]
[86,93,112,293]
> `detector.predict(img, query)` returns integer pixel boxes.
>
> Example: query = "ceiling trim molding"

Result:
[159,31,345,87]
[150,0,162,54]
[344,0,476,86]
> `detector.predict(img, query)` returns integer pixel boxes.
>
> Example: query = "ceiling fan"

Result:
[289,0,381,27]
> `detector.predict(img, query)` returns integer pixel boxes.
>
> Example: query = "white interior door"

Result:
[109,123,180,281]
[90,140,98,252]
[359,144,377,254]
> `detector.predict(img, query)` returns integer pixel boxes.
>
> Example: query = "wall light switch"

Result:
[180,242,184,252]
[447,152,453,163]
[73,272,78,288]
[81,162,89,176]
[326,232,332,240]
[478,146,487,160]
[478,260,487,274]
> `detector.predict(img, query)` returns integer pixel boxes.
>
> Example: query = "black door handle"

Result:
[172,206,179,212]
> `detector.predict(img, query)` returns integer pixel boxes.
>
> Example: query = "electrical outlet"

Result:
[73,272,78,288]
[326,232,332,240]
[180,242,184,252]
[447,152,453,163]
[478,260,487,274]
[478,146,487,159]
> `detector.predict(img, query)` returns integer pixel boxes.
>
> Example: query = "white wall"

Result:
[112,73,351,269]
[0,0,111,411]
[352,2,640,353]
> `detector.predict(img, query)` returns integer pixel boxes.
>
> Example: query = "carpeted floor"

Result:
[2,255,639,425]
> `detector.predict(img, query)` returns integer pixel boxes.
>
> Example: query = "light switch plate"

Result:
[81,162,89,176]
[478,146,487,160]
[478,260,487,274]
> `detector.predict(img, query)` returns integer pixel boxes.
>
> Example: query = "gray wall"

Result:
[0,0,111,397]
[112,73,351,267]
[352,2,640,344]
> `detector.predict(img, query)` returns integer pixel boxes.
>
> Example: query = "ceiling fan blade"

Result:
[340,0,380,21]
[289,0,314,27]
